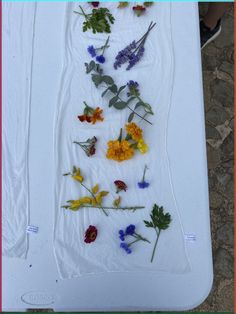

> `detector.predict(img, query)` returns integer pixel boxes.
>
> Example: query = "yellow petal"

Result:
[113,196,121,207]
[92,184,99,194]
[99,191,109,197]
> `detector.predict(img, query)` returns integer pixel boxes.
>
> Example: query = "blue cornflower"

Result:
[138,165,150,189]
[138,181,150,189]
[96,55,105,64]
[120,242,132,254]
[119,229,125,241]
[87,45,96,58]
[126,224,136,235]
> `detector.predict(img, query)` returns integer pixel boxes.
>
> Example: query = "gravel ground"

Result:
[192,3,234,312]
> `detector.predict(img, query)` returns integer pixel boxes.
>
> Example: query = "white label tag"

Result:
[184,234,196,242]
[26,225,39,234]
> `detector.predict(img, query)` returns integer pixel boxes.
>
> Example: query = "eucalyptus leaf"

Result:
[109,84,118,93]
[113,101,127,110]
[102,75,114,85]
[117,85,127,95]
[109,96,119,107]
[128,112,135,122]
[92,74,103,87]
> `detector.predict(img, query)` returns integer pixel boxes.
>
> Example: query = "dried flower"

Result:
[84,225,98,243]
[87,45,96,57]
[73,136,97,157]
[137,139,149,154]
[78,102,104,124]
[114,180,127,193]
[143,2,154,7]
[138,165,150,189]
[126,122,143,141]
[106,140,134,162]
[87,36,110,63]
[132,5,146,16]
[71,167,84,182]
[96,55,105,64]
[120,242,132,254]
[90,2,99,7]
[113,196,121,207]
[118,2,129,8]
[114,22,156,70]
[119,224,150,254]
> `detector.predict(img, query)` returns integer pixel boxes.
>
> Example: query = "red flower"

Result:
[84,225,98,243]
[114,180,127,193]
[132,5,146,16]
[78,114,92,123]
[89,145,96,156]
[90,2,99,7]
[133,5,146,11]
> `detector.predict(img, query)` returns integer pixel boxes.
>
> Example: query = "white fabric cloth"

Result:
[2,3,36,258]
[54,2,190,278]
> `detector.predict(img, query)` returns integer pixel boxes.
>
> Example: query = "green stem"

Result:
[81,205,145,210]
[134,232,151,243]
[102,36,110,55]
[79,5,89,20]
[151,228,161,263]
[127,105,152,125]
[128,238,140,246]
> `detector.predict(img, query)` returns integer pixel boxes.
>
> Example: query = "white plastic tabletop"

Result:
[3,2,213,311]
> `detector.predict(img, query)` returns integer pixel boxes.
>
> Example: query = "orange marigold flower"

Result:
[91,107,104,124]
[126,122,143,142]
[106,140,134,162]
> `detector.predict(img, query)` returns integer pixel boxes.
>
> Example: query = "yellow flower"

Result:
[126,122,143,142]
[137,139,149,154]
[92,184,99,194]
[113,196,121,207]
[70,197,92,210]
[106,140,134,162]
[92,191,109,205]
[72,168,84,182]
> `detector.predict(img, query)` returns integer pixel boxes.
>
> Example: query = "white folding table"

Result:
[2,2,213,311]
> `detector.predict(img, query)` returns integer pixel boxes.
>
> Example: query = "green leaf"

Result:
[101,87,110,97]
[143,102,154,114]
[92,74,102,87]
[109,84,118,93]
[113,101,127,110]
[117,85,126,95]
[85,60,95,74]
[128,112,135,122]
[143,220,154,228]
[109,96,119,107]
[102,75,114,85]
[134,101,143,110]
[151,204,171,230]
[127,96,136,104]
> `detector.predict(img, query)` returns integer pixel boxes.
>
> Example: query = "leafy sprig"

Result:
[74,6,115,33]
[85,60,154,125]
[144,204,171,262]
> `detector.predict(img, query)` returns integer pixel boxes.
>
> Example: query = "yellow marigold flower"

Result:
[106,140,134,162]
[137,139,149,154]
[72,168,84,182]
[126,122,143,142]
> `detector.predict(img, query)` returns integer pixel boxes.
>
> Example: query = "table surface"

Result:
[3,2,213,311]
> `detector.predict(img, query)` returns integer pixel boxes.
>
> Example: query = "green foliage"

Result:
[84,61,154,125]
[144,204,171,231]
[75,6,115,34]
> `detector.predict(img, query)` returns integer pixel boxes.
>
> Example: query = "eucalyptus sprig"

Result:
[85,60,154,125]
[74,6,115,33]
[144,204,171,262]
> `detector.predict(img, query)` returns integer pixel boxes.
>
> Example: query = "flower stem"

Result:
[151,228,161,263]
[102,36,110,55]
[81,205,145,210]
[127,105,153,125]
[134,231,151,243]
[128,238,140,246]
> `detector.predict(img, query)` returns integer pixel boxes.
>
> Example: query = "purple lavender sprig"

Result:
[114,21,156,70]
